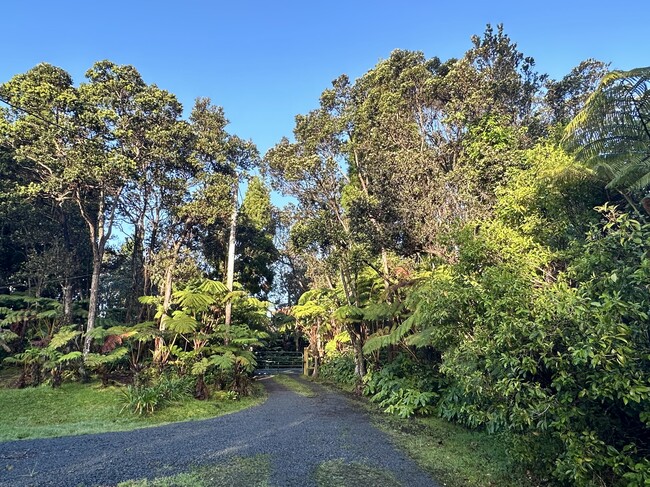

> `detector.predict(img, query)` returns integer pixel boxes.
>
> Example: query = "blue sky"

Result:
[1,0,648,157]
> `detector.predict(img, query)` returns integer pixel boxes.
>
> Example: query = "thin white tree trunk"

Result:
[224,177,238,334]
[77,186,121,363]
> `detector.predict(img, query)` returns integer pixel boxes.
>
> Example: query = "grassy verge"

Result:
[0,380,266,442]
[117,455,271,487]
[117,456,398,487]
[374,413,535,487]
[314,459,400,487]
[315,379,534,487]
[270,373,317,397]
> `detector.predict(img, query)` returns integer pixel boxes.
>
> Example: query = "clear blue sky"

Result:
[1,0,648,156]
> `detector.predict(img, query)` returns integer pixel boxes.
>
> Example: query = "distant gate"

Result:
[255,351,304,372]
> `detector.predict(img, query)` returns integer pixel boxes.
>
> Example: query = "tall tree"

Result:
[544,59,608,128]
[0,61,192,361]
[236,177,278,298]
[0,63,106,360]
[444,23,546,129]
[0,146,89,311]
[187,99,258,332]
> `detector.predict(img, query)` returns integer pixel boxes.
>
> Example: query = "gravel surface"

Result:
[0,375,439,486]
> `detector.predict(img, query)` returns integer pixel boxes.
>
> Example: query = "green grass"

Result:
[117,455,271,487]
[270,373,318,397]
[0,381,266,442]
[314,459,401,487]
[372,412,537,487]
[117,457,398,487]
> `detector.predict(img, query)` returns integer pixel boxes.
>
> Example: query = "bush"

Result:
[405,205,650,485]
[320,352,357,387]
[362,354,438,418]
[121,373,192,415]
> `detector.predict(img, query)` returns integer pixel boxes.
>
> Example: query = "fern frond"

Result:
[563,66,650,192]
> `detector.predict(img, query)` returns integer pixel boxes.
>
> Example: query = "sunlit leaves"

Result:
[165,310,199,334]
[172,288,215,313]
[199,279,228,296]
[47,325,80,350]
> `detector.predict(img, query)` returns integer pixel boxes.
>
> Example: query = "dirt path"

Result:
[0,376,438,486]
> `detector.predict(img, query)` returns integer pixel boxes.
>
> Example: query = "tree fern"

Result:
[172,287,215,312]
[333,305,364,322]
[47,325,81,350]
[563,66,650,192]
[363,316,415,354]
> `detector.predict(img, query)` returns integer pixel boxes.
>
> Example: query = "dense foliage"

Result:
[264,26,647,486]
[0,61,278,406]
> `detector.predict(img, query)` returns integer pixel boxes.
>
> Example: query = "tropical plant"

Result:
[139,277,268,397]
[120,373,192,415]
[319,352,356,386]
[3,325,82,387]
[563,66,650,194]
[362,354,439,418]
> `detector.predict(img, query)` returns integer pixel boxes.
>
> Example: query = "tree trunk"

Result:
[381,248,390,287]
[77,186,121,374]
[62,281,73,325]
[126,216,145,323]
[224,177,238,334]
[153,241,181,364]
[83,248,102,359]
[60,208,74,326]
[350,327,366,378]
[311,323,321,378]
[140,203,161,322]
[339,265,366,377]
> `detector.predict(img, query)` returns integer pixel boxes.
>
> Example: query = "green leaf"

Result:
[209,352,236,370]
[199,279,228,295]
[165,310,199,334]
[57,351,82,363]
[191,358,210,376]
[172,288,215,312]
[48,326,81,350]
[334,305,364,323]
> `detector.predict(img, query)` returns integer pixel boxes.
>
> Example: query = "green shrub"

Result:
[362,354,438,418]
[121,385,162,415]
[404,205,650,485]
[121,374,192,415]
[320,352,357,387]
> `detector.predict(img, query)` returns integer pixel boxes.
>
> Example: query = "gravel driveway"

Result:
[0,375,439,486]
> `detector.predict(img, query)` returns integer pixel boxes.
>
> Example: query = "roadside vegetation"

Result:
[375,412,536,486]
[117,457,402,487]
[269,373,317,397]
[117,455,271,487]
[314,374,533,487]
[314,460,400,487]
